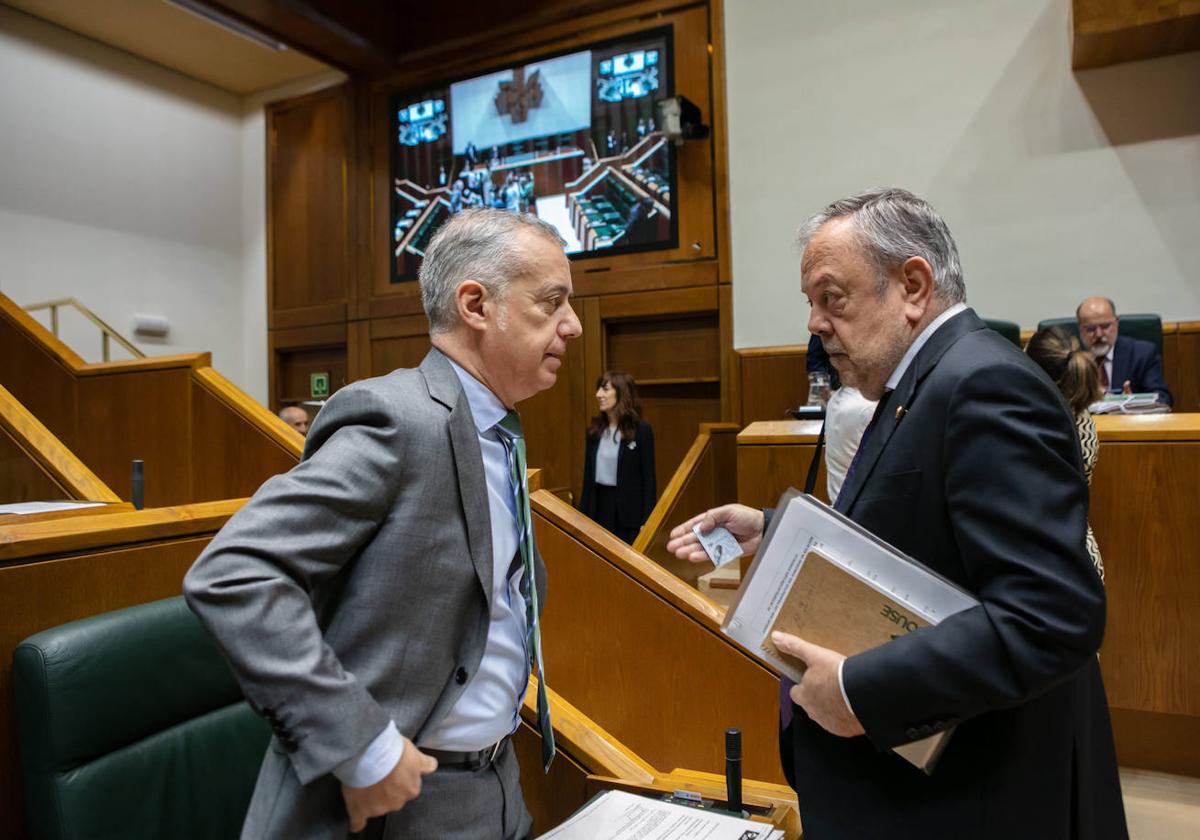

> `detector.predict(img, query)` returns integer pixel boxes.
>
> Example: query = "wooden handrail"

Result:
[521,678,800,836]
[0,292,85,370]
[0,385,120,505]
[193,366,304,457]
[522,677,656,784]
[634,422,740,553]
[0,498,246,563]
[535,488,727,628]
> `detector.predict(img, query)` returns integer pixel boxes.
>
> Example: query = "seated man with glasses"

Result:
[1076,296,1172,407]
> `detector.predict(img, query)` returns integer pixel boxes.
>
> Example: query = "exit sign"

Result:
[310,372,330,398]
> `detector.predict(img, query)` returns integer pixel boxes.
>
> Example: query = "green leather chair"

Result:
[982,318,1022,348]
[13,596,270,840]
[1037,313,1163,356]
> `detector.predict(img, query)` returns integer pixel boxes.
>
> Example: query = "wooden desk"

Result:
[736,415,1200,775]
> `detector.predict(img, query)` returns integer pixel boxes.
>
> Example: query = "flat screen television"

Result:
[389,27,675,283]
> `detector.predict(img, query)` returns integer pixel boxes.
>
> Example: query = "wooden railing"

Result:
[517,679,800,838]
[532,489,786,787]
[0,385,120,507]
[1,292,302,507]
[633,422,741,587]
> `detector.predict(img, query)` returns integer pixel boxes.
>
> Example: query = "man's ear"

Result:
[454,280,490,332]
[899,256,936,322]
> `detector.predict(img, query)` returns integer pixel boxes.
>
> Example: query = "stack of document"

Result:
[536,789,783,839]
[722,490,979,772]
[1088,393,1168,414]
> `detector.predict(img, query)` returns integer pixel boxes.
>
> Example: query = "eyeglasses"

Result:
[1080,321,1116,334]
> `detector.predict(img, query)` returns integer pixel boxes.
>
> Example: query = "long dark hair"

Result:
[588,370,642,441]
[1026,326,1102,415]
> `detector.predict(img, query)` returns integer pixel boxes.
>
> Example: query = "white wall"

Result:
[0,5,343,403]
[724,0,1200,348]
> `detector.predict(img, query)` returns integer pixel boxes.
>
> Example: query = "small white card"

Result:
[693,524,743,568]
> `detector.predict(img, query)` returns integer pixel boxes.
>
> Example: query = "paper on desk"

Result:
[0,501,108,515]
[535,789,782,839]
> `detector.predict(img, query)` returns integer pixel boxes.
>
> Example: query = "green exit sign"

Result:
[310,372,330,398]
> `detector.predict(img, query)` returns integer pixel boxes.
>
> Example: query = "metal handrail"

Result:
[24,297,144,362]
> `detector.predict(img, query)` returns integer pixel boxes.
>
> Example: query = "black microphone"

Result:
[131,459,144,511]
[725,727,742,816]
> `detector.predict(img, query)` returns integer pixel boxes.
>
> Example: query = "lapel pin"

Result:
[628,440,637,450]
[895,405,907,421]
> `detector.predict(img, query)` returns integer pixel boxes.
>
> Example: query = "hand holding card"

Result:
[692,524,744,568]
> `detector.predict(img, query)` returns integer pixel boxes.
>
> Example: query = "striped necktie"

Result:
[493,409,555,771]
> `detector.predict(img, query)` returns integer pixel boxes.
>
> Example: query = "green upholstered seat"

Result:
[982,318,1021,348]
[13,596,270,840]
[1037,313,1163,355]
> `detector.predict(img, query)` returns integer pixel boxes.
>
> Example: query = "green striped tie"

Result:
[494,410,555,771]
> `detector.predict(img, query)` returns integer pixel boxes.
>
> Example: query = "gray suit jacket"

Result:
[183,348,547,839]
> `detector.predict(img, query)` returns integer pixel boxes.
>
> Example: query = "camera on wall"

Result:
[656,95,709,144]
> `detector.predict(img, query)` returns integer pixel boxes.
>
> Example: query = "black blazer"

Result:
[579,420,656,531]
[783,309,1126,839]
[1110,335,1172,405]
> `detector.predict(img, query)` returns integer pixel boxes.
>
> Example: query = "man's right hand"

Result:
[342,736,438,833]
[666,504,765,563]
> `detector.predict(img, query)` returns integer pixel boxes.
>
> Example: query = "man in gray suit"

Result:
[184,208,582,839]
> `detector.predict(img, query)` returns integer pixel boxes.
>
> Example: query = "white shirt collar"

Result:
[884,302,968,391]
[445,357,507,434]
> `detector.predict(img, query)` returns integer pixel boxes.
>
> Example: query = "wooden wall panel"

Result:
[268,86,351,324]
[738,347,809,425]
[1092,440,1200,717]
[513,721,592,836]
[636,424,740,586]
[271,323,349,410]
[0,537,211,840]
[534,509,785,786]
[0,317,78,451]
[0,429,70,504]
[639,384,721,503]
[1072,0,1200,68]
[75,369,192,507]
[522,327,589,499]
[1169,323,1200,413]
[607,314,720,383]
[190,385,299,502]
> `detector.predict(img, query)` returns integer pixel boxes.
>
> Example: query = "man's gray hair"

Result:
[795,188,966,304]
[420,209,567,334]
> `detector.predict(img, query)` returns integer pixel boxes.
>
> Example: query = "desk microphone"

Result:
[725,727,742,816]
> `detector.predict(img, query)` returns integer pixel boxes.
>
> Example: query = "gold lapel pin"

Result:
[895,405,907,421]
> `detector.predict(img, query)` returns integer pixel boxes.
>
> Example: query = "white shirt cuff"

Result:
[332,721,404,788]
[837,660,856,718]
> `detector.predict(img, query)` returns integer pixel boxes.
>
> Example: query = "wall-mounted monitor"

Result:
[389,27,675,283]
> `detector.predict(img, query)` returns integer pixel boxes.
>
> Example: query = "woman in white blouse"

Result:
[579,371,656,543]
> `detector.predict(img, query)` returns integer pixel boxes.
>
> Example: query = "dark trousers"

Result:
[591,483,638,543]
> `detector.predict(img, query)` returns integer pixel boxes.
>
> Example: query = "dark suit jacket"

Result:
[579,420,656,532]
[1110,334,1172,406]
[783,309,1126,839]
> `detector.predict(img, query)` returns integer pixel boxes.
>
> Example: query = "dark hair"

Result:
[1026,326,1102,415]
[588,371,642,441]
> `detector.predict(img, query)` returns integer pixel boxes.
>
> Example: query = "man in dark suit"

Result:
[185,209,581,839]
[1077,296,1173,406]
[669,189,1126,839]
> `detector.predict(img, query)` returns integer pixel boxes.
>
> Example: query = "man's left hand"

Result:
[772,631,865,738]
